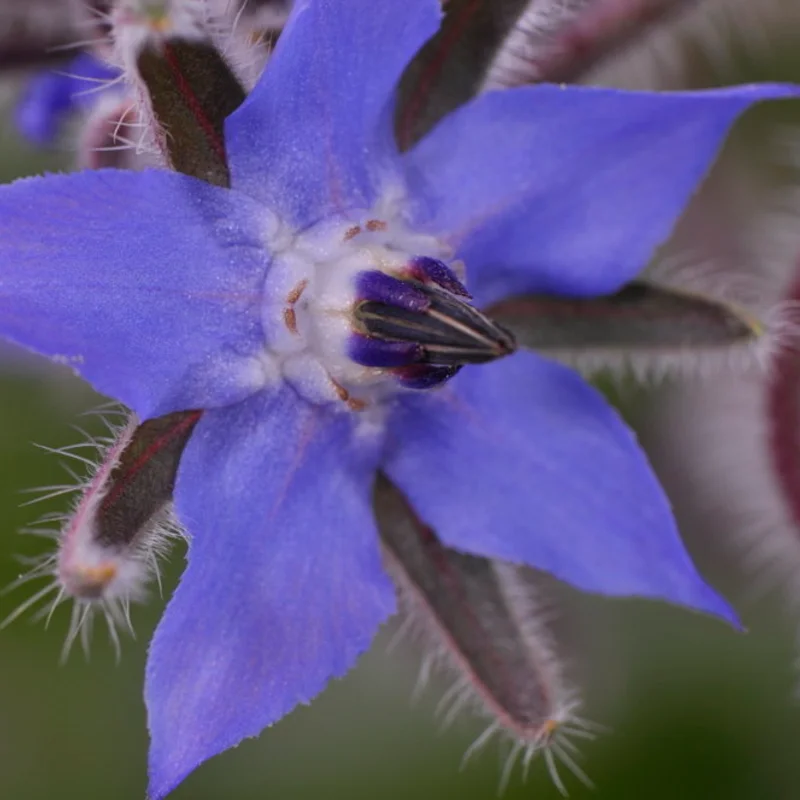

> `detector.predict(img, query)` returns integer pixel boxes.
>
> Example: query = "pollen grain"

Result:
[283,307,298,334]
[286,279,308,304]
[284,280,309,334]
[329,378,368,412]
[330,378,350,402]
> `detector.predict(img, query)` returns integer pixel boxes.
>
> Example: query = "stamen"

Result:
[283,307,298,334]
[354,276,516,366]
[329,378,368,412]
[347,396,368,412]
[286,279,308,304]
[348,337,423,368]
[393,363,459,390]
[408,255,471,297]
[263,220,492,403]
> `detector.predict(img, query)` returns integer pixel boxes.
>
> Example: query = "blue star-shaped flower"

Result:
[0,0,796,796]
[14,52,121,147]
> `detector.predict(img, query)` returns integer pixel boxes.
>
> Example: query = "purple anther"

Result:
[393,363,460,390]
[411,256,471,298]
[356,269,430,312]
[349,335,423,367]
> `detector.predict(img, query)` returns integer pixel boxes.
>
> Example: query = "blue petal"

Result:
[0,170,270,418]
[383,351,735,622]
[15,53,120,146]
[146,387,395,800]
[225,0,441,227]
[403,83,800,306]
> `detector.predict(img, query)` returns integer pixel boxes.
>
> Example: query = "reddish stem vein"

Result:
[163,42,228,165]
[100,410,203,510]
[397,0,484,151]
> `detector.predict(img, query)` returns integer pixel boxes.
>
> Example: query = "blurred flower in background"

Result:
[1,2,800,800]
[14,52,120,148]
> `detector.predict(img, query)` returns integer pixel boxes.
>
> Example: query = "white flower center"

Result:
[261,209,454,411]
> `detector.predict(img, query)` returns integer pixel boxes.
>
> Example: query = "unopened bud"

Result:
[375,476,595,792]
[111,0,247,185]
[3,409,201,659]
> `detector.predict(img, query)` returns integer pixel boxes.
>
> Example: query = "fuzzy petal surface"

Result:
[225,0,440,227]
[403,83,800,306]
[0,169,271,418]
[384,351,735,622]
[146,386,395,799]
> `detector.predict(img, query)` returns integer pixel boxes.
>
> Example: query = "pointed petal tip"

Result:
[689,584,742,631]
[406,81,800,306]
[734,81,800,102]
[226,0,441,224]
[385,352,745,629]
[0,168,269,418]
[144,392,394,800]
[147,757,197,800]
[648,571,740,630]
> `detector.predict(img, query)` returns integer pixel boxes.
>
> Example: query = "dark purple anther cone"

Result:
[350,266,515,389]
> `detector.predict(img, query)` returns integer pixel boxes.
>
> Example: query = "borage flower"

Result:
[14,52,121,147]
[0,0,797,796]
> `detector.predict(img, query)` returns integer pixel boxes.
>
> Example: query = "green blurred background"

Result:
[3,375,798,800]
[3,6,800,799]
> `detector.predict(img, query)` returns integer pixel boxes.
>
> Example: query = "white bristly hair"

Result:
[2,407,183,661]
